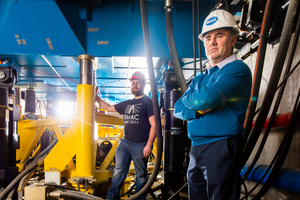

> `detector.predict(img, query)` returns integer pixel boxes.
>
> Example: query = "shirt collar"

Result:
[211,54,237,69]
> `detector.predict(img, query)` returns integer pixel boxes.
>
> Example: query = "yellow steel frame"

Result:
[17,84,124,192]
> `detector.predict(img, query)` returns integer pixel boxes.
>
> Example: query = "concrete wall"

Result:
[242,32,300,199]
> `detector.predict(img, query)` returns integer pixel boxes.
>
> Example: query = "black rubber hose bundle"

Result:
[197,0,203,74]
[192,0,197,77]
[17,169,36,200]
[242,8,300,182]
[0,160,40,200]
[0,138,58,200]
[242,0,300,166]
[242,0,276,145]
[252,80,300,200]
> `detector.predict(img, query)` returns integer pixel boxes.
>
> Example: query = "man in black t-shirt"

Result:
[96,71,155,200]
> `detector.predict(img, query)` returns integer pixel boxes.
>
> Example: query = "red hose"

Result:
[251,112,300,129]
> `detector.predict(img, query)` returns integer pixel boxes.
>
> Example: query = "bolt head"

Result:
[0,71,5,79]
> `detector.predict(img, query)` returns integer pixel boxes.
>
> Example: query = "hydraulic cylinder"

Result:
[76,55,96,178]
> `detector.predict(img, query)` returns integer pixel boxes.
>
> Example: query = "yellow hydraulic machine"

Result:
[13,55,124,199]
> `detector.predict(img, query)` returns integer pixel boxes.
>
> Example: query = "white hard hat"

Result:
[199,9,239,41]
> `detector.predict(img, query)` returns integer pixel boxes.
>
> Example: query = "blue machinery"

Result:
[1,0,300,199]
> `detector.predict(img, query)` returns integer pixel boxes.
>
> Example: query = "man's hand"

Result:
[95,95,101,102]
[95,95,116,112]
[143,144,152,158]
[195,108,214,118]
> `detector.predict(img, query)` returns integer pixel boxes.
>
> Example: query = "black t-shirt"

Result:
[114,95,154,143]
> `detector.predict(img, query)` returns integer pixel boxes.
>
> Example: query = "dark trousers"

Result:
[187,135,243,200]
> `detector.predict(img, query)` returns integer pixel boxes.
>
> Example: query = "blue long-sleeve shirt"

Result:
[174,59,252,146]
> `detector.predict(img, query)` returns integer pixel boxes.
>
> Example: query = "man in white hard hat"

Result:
[96,71,156,200]
[174,10,252,200]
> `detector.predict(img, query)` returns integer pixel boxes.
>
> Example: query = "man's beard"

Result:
[131,87,144,96]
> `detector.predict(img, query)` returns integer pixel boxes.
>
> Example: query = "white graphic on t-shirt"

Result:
[123,103,142,125]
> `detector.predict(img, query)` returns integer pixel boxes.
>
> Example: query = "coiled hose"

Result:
[125,1,163,199]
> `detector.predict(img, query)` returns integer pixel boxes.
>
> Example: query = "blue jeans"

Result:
[106,138,148,200]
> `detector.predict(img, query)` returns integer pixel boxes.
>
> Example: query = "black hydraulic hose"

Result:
[242,9,300,181]
[17,169,36,200]
[241,135,286,200]
[6,185,17,200]
[22,157,35,171]
[44,183,78,191]
[1,139,57,200]
[126,1,163,199]
[197,0,203,74]
[241,177,249,200]
[252,86,300,200]
[31,138,58,163]
[242,81,300,199]
[0,159,42,200]
[224,0,229,11]
[241,106,299,199]
[17,191,23,200]
[192,0,196,77]
[22,138,57,171]
[48,190,104,200]
[165,0,188,93]
[167,183,188,200]
[120,182,136,197]
[242,0,299,166]
[246,57,300,125]
[242,0,276,145]
[277,60,300,89]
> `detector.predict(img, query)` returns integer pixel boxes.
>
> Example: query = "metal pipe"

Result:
[15,88,21,106]
[165,0,172,10]
[78,54,94,85]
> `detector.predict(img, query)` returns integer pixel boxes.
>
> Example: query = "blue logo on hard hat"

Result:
[206,17,218,26]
